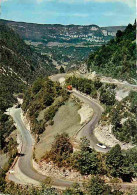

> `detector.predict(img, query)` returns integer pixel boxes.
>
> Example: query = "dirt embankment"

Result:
[78,103,93,125]
[94,123,134,150]
[33,160,88,182]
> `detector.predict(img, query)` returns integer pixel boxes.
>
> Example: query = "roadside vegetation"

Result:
[43,133,137,183]
[0,115,18,193]
[66,76,116,106]
[1,176,123,195]
[87,23,136,83]
[64,177,123,195]
[103,91,137,144]
[0,70,25,112]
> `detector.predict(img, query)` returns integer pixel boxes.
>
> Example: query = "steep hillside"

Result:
[0,22,59,112]
[87,23,136,83]
[0,23,57,83]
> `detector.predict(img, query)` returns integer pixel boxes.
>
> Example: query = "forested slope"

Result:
[87,23,136,83]
[0,23,58,110]
[22,78,69,135]
[0,23,57,83]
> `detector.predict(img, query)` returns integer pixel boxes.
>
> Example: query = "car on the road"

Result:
[96,143,107,149]
[67,85,72,90]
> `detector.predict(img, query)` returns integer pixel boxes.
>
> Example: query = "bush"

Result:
[106,145,123,177]
[71,150,99,175]
[44,133,73,167]
[84,176,123,195]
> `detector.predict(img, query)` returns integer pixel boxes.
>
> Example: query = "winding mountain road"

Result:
[7,74,136,190]
[8,90,105,186]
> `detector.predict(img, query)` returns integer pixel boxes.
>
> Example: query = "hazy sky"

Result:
[1,0,136,26]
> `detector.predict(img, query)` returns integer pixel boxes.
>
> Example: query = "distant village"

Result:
[44,26,116,43]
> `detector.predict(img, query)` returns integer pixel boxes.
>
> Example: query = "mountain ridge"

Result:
[0,19,126,27]
[0,19,126,42]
